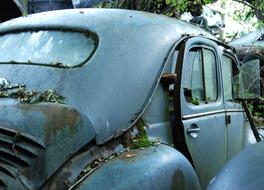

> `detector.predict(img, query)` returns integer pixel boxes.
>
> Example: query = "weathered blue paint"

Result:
[75,145,201,190]
[143,83,174,145]
[0,9,214,145]
[0,8,251,190]
[0,9,215,190]
[0,103,95,189]
[207,141,264,190]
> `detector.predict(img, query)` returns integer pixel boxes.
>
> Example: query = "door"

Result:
[175,37,227,189]
[221,54,252,159]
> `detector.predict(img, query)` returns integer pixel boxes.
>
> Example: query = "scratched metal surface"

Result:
[0,103,95,190]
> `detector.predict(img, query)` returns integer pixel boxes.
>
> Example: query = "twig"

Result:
[233,0,264,16]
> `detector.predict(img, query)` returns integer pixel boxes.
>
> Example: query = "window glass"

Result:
[190,49,204,101]
[222,55,233,100]
[0,30,97,67]
[184,47,218,104]
[240,59,260,98]
[203,49,217,101]
[233,72,244,98]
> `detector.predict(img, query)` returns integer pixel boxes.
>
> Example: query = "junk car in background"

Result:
[0,9,259,190]
[2,0,106,21]
[230,30,264,97]
[230,31,264,130]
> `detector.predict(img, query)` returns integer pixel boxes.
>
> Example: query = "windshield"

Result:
[0,30,97,67]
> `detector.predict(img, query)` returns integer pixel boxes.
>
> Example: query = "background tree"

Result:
[95,0,217,18]
[94,0,264,20]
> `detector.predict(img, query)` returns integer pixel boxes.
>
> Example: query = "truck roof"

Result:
[0,8,216,40]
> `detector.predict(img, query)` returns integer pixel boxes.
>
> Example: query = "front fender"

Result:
[75,144,201,190]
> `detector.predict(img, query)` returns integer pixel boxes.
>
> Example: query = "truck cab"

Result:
[0,9,255,190]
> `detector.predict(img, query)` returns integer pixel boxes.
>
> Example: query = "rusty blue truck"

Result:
[0,9,258,190]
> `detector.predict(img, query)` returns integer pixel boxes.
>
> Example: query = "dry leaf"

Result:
[125,152,136,158]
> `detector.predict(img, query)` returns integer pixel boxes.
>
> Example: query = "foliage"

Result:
[191,98,200,105]
[234,0,264,20]
[232,2,261,31]
[130,118,161,149]
[130,118,152,149]
[30,89,65,104]
[94,0,215,18]
[0,86,65,104]
[246,97,264,127]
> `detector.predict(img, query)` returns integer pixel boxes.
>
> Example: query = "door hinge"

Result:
[225,115,231,125]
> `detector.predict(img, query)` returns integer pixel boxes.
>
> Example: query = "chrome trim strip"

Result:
[226,109,244,113]
[182,109,226,120]
[182,109,244,120]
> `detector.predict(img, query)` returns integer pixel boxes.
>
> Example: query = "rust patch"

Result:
[98,129,132,152]
[20,104,81,143]
[236,46,264,61]
[44,166,72,190]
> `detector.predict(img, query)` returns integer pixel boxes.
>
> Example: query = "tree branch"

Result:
[233,0,264,16]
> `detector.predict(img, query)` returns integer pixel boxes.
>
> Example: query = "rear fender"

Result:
[74,145,201,190]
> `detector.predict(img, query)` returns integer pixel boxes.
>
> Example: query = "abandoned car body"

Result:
[0,9,256,190]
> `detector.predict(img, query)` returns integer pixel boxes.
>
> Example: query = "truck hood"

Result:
[0,103,96,190]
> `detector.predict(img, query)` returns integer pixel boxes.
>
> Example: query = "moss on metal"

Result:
[130,118,152,149]
[191,98,199,105]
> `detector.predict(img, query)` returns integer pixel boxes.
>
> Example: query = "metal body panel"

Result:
[0,103,95,189]
[143,84,173,145]
[42,140,125,190]
[207,141,264,190]
[182,114,227,189]
[226,110,246,159]
[178,37,227,189]
[76,145,201,190]
[219,50,249,160]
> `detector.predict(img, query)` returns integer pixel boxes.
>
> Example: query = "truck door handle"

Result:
[187,124,200,138]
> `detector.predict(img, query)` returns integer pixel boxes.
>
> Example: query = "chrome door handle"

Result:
[187,124,200,138]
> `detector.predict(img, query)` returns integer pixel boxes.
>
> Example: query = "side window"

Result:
[184,47,218,104]
[222,55,234,101]
[204,49,217,101]
[190,48,204,100]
